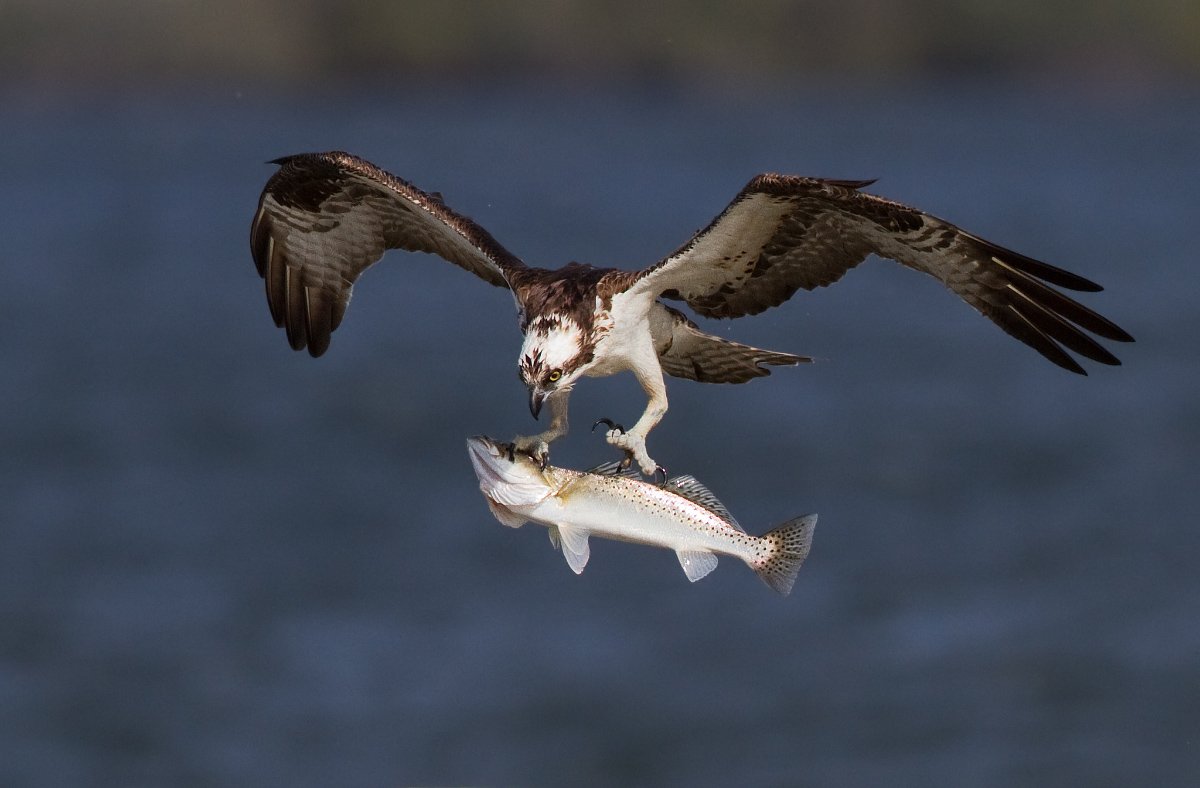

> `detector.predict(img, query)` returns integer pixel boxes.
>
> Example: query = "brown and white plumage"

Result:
[633,173,1130,375]
[250,151,1132,473]
[251,151,521,356]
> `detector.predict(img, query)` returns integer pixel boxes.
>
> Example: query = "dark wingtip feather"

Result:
[285,325,307,352]
[1106,324,1135,344]
[330,297,348,332]
[825,177,878,189]
[263,257,287,329]
[267,153,315,167]
[994,305,1088,375]
[971,234,1104,292]
[284,267,310,352]
[1049,350,1089,376]
[1008,290,1124,367]
[1007,254,1102,292]
[303,287,334,358]
[249,205,270,278]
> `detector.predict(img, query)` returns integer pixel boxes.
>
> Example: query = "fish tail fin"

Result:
[754,514,818,596]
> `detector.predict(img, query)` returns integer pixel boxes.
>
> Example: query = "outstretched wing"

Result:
[633,174,1133,374]
[250,151,527,356]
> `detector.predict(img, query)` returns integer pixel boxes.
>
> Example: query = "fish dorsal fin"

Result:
[676,549,718,583]
[583,460,641,480]
[663,475,743,531]
[555,524,591,574]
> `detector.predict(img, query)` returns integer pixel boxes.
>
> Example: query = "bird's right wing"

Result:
[631,174,1132,374]
[250,151,527,356]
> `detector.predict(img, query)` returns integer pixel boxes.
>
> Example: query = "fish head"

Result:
[467,435,555,509]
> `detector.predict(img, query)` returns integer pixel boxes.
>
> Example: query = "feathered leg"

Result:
[513,389,570,467]
[604,351,668,476]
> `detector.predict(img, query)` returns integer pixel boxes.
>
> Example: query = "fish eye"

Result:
[548,369,562,383]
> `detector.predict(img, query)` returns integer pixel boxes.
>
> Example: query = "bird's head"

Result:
[518,316,592,419]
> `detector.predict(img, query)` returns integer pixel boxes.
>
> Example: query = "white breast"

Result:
[584,290,658,378]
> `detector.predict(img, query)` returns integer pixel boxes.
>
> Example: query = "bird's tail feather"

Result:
[657,311,811,383]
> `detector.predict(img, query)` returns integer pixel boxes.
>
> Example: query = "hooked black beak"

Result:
[529,389,545,420]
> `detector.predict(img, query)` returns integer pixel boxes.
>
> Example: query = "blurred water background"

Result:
[2,2,1198,785]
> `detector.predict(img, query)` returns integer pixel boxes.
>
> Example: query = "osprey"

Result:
[250,151,1132,475]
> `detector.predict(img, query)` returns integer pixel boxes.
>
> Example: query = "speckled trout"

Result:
[467,436,817,595]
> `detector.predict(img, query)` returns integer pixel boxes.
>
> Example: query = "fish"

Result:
[467,435,817,595]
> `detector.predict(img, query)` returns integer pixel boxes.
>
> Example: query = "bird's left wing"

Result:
[631,174,1132,374]
[251,151,527,356]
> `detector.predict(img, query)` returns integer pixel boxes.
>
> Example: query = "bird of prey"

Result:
[250,151,1132,475]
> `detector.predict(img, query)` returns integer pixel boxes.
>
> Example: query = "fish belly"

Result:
[539,485,753,562]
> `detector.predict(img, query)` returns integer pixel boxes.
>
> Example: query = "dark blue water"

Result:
[2,82,1197,786]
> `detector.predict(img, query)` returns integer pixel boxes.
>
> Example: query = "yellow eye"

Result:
[548,369,562,382]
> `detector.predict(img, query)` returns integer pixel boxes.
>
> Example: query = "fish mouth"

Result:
[466,435,553,507]
[467,435,531,487]
[467,435,508,487]
[467,435,501,455]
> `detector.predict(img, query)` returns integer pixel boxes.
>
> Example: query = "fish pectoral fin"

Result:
[675,549,718,583]
[547,525,561,549]
[555,524,591,575]
[486,496,527,529]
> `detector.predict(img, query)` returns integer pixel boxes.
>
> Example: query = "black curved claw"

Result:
[504,442,516,462]
[652,465,668,485]
[592,417,625,434]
